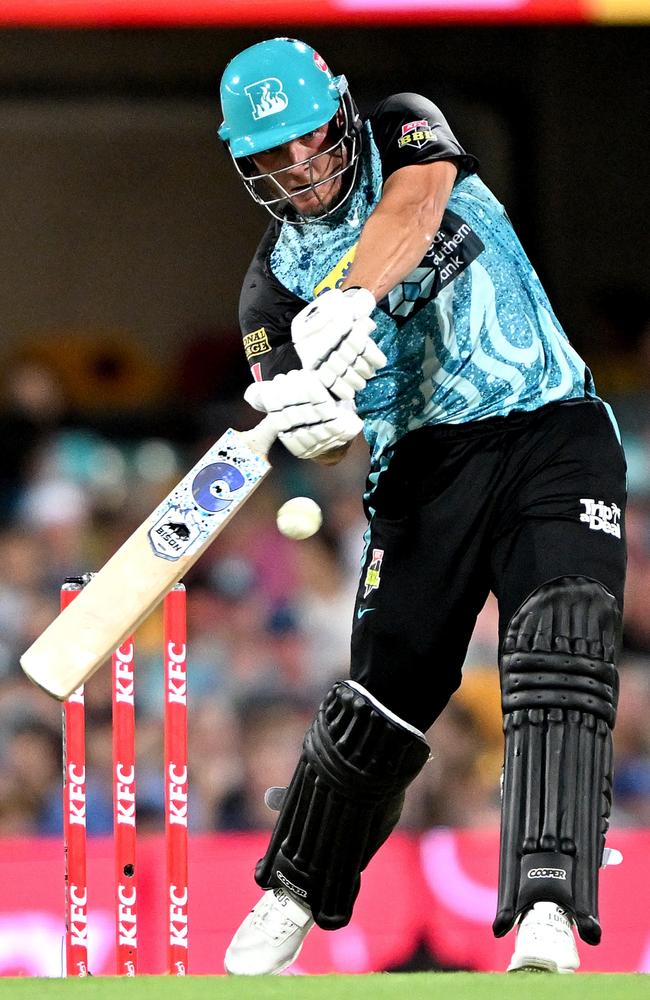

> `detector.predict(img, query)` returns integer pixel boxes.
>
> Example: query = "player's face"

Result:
[251,120,347,216]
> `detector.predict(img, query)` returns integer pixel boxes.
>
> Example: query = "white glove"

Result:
[291,287,387,402]
[244,370,363,460]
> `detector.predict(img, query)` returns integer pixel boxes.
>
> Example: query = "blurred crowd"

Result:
[0,295,649,839]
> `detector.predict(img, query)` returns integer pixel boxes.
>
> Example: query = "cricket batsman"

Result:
[217,37,627,974]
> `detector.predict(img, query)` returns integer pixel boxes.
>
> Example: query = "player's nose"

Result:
[284,139,310,168]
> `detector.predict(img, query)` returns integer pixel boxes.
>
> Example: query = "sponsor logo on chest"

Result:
[314,243,359,297]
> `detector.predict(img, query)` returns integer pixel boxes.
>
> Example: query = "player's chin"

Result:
[291,192,325,215]
[292,181,341,216]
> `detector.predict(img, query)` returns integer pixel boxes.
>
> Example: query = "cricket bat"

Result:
[21,415,278,700]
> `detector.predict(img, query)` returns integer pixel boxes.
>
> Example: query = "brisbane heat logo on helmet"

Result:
[244,78,289,121]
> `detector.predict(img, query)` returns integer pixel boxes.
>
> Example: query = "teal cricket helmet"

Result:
[219,38,347,158]
[218,38,362,224]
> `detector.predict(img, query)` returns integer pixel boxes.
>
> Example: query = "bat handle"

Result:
[239,414,278,459]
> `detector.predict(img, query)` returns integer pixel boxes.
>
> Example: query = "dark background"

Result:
[0,26,647,410]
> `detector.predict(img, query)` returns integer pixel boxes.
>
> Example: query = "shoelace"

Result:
[253,902,299,943]
[526,910,572,938]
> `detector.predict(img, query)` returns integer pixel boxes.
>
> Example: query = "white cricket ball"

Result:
[276,496,323,540]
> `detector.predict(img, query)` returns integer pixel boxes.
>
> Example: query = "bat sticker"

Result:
[147,429,267,561]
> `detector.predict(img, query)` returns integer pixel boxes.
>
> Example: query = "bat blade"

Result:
[21,420,274,699]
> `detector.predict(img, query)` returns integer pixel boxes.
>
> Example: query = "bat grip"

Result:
[239,414,278,458]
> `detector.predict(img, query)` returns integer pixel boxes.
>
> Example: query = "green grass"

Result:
[2,974,647,999]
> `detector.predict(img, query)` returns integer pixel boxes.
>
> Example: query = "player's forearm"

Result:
[342,161,457,303]
[342,206,436,302]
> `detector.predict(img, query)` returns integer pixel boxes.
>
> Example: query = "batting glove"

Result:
[291,287,387,402]
[244,370,363,460]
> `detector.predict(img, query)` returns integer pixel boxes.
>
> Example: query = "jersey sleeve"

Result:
[368,93,479,183]
[238,223,304,382]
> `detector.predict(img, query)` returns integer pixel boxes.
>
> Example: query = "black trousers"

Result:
[350,398,627,733]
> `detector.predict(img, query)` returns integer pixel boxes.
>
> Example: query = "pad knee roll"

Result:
[494,577,620,945]
[255,680,430,930]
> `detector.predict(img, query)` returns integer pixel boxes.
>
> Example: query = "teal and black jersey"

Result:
[239,92,596,465]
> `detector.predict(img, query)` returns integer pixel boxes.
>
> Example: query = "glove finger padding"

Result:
[351,354,377,382]
[361,337,388,372]
[280,409,363,459]
[291,288,386,402]
[319,363,367,401]
[243,381,268,413]
[331,320,378,370]
[244,369,363,459]
[342,318,377,356]
[315,324,386,402]
[245,370,330,417]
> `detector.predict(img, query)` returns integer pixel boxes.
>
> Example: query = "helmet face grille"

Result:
[230,92,362,225]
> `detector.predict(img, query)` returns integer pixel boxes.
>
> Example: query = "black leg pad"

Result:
[493,577,620,945]
[254,680,430,930]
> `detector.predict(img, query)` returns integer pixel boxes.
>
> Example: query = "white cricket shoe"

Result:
[224,887,315,975]
[508,901,580,973]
